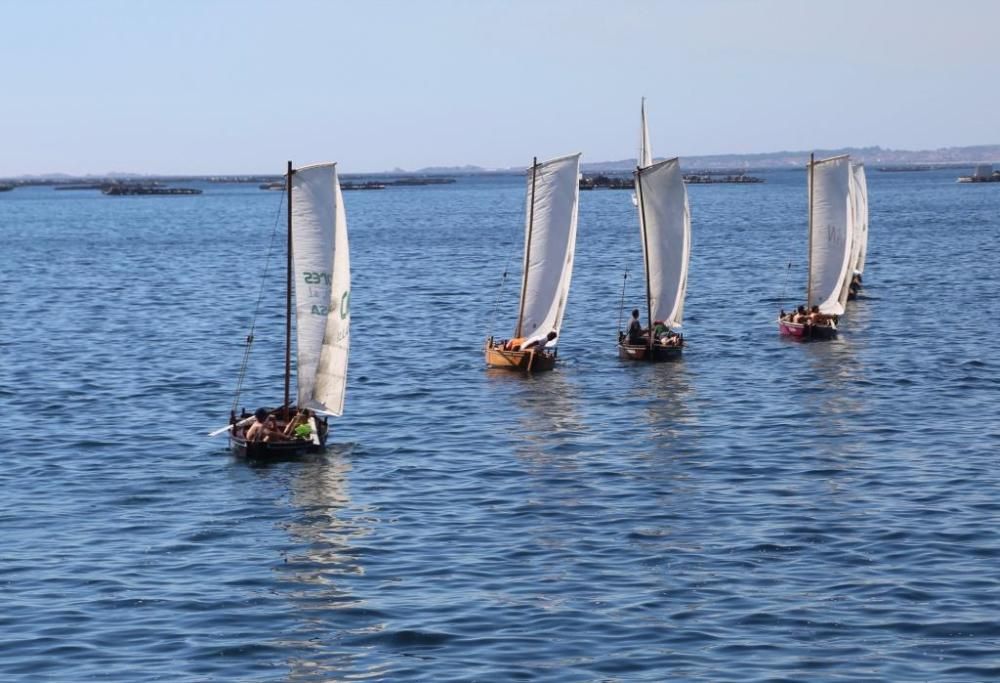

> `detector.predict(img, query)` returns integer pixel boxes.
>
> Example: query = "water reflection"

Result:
[492,368,588,460]
[253,450,385,680]
[640,361,697,442]
[799,326,869,451]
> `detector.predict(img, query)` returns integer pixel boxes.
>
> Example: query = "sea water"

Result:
[1,168,999,681]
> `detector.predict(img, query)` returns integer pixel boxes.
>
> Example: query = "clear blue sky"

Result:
[3,0,997,175]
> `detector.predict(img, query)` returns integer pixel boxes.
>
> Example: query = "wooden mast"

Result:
[284,160,293,417]
[515,157,538,339]
[806,153,815,310]
[636,165,654,352]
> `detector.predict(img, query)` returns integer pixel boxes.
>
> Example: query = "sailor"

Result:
[626,309,644,345]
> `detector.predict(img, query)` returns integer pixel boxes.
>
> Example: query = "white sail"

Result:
[291,163,350,416]
[639,97,652,168]
[808,155,854,315]
[516,153,582,345]
[636,157,690,328]
[850,163,869,275]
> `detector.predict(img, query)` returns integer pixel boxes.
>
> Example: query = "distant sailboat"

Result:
[485,153,582,372]
[619,100,690,361]
[847,163,868,299]
[225,161,351,457]
[778,154,854,340]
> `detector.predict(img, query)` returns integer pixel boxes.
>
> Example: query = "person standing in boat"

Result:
[626,309,644,345]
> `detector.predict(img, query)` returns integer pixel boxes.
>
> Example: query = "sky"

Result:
[3,0,998,176]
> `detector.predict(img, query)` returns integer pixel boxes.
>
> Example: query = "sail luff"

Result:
[516,153,582,345]
[515,158,538,339]
[852,164,869,275]
[807,154,815,310]
[311,166,350,416]
[635,167,654,349]
[284,161,293,414]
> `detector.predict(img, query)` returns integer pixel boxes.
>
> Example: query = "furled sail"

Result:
[808,155,854,315]
[636,157,690,328]
[850,163,869,275]
[291,163,350,416]
[516,153,582,345]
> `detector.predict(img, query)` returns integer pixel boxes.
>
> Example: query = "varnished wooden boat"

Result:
[485,153,580,373]
[485,340,557,372]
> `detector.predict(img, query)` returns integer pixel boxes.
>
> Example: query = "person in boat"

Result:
[522,330,557,351]
[283,409,314,440]
[626,309,644,345]
[792,305,808,324]
[808,305,836,327]
[503,337,526,351]
[246,410,286,442]
[849,272,862,297]
[245,408,269,441]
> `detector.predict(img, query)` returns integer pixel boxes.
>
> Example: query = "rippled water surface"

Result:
[2,168,999,681]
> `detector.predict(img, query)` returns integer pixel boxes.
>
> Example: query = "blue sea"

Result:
[2,167,999,681]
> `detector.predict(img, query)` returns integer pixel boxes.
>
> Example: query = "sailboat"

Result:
[485,153,582,372]
[619,100,691,361]
[227,161,350,457]
[847,162,868,299]
[778,154,854,340]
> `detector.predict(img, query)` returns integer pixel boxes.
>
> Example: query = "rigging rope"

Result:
[231,184,287,414]
[487,228,519,342]
[616,266,629,334]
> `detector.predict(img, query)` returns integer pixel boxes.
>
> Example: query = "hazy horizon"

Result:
[4,0,998,176]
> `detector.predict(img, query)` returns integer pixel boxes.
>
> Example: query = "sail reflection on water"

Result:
[273,455,386,680]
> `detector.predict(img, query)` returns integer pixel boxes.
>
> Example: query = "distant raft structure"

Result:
[260,176,456,191]
[102,182,202,196]
[957,164,1000,183]
[581,172,762,189]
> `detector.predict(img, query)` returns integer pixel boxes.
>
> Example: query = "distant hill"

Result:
[582,144,1000,172]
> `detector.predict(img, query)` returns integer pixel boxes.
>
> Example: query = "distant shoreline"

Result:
[4,144,999,183]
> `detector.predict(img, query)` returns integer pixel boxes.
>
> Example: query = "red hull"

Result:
[777,319,837,340]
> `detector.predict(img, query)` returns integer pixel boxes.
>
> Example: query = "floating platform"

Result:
[102,184,202,196]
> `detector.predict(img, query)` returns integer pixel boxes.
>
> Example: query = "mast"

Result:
[806,153,815,310]
[636,166,654,350]
[284,160,293,415]
[515,157,538,338]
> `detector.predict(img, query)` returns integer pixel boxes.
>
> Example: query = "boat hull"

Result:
[229,409,329,459]
[485,344,556,372]
[777,319,837,340]
[617,341,683,361]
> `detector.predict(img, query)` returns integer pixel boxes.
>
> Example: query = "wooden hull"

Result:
[618,341,683,361]
[229,408,329,459]
[777,319,837,340]
[485,344,556,372]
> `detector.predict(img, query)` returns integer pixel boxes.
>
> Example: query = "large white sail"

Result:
[636,157,690,328]
[850,163,869,275]
[808,155,854,315]
[516,153,582,345]
[291,163,350,416]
